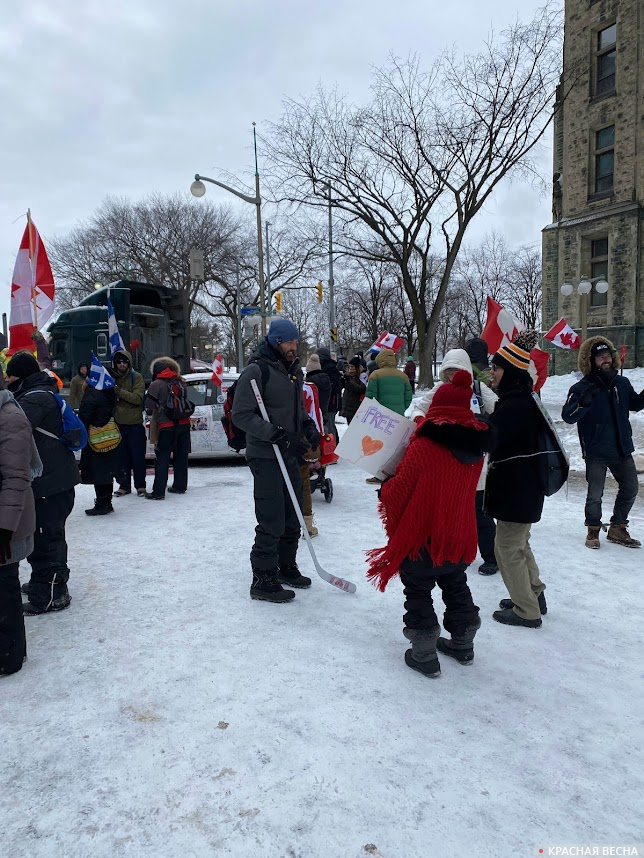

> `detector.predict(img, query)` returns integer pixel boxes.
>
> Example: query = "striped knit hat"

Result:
[492,331,538,375]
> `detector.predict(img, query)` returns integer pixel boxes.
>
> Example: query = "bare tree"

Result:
[265,5,563,383]
[505,244,542,331]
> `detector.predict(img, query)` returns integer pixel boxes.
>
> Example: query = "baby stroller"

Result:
[309,432,337,503]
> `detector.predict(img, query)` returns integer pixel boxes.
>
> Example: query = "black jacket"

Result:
[78,387,118,485]
[485,377,544,524]
[317,348,342,413]
[305,369,332,418]
[340,375,366,422]
[562,370,644,459]
[11,371,80,499]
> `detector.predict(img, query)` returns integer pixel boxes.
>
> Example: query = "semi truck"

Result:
[47,280,190,382]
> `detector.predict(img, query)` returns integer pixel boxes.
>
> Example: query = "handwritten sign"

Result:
[336,398,415,478]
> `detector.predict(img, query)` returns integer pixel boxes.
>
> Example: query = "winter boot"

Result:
[136,488,147,497]
[250,570,295,603]
[23,582,72,615]
[403,626,441,677]
[145,492,165,500]
[606,523,641,548]
[85,500,114,516]
[492,607,541,628]
[585,526,601,549]
[303,514,318,538]
[113,487,131,497]
[276,564,311,589]
[499,593,547,615]
[478,561,498,576]
[20,581,32,596]
[436,617,481,665]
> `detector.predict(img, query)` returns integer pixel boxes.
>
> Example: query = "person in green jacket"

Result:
[68,362,88,410]
[112,350,147,498]
[365,349,413,416]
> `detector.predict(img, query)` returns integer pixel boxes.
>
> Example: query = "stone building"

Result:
[542,0,644,371]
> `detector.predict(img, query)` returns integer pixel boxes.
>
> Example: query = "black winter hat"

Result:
[590,341,611,361]
[349,356,361,370]
[6,351,40,380]
[464,337,489,369]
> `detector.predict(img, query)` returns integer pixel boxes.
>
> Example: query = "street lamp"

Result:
[317,181,336,353]
[190,124,267,335]
[561,275,610,342]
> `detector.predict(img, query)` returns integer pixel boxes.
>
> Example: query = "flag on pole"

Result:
[303,382,324,434]
[529,347,550,393]
[9,216,56,353]
[87,352,115,390]
[544,318,581,350]
[107,289,126,357]
[211,353,223,386]
[481,297,522,355]
[371,331,405,353]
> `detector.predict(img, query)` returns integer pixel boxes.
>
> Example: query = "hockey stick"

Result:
[250,378,356,594]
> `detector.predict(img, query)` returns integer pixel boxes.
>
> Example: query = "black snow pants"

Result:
[400,549,480,635]
[116,423,147,491]
[26,488,75,610]
[475,490,497,564]
[0,562,26,676]
[248,456,302,573]
[153,424,191,496]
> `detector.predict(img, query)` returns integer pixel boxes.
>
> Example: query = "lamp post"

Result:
[190,124,267,335]
[561,275,609,342]
[265,220,272,314]
[321,182,335,353]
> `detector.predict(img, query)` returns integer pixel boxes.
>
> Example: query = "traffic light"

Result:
[275,292,282,313]
[330,326,338,344]
[316,281,323,303]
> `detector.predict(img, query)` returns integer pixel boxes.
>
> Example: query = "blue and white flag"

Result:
[88,352,115,390]
[107,289,125,357]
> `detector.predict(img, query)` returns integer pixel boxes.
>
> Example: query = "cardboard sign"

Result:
[336,398,415,478]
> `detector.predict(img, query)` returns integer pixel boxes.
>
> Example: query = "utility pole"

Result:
[326,183,335,354]
[253,123,267,336]
[265,220,272,317]
[236,264,244,371]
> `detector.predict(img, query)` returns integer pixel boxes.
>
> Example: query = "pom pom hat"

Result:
[492,330,538,375]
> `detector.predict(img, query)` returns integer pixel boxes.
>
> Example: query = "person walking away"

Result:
[78,375,119,516]
[340,357,366,425]
[485,332,547,628]
[404,357,417,394]
[69,362,89,410]
[112,350,147,498]
[305,354,332,428]
[233,319,315,602]
[316,347,342,445]
[365,348,412,415]
[562,336,644,548]
[411,348,498,575]
[144,358,194,499]
[6,351,79,614]
[367,371,496,677]
[0,375,38,675]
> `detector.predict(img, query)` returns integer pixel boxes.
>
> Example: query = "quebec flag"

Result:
[88,352,115,390]
[107,289,125,357]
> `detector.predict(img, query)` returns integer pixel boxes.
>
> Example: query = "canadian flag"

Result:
[371,331,405,353]
[544,318,581,350]
[9,217,56,353]
[302,382,324,434]
[481,297,522,355]
[211,353,223,386]
[529,347,550,393]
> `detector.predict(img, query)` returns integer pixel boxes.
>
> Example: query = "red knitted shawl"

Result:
[366,430,484,591]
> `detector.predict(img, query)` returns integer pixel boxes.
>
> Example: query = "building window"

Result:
[596,23,616,95]
[594,126,614,194]
[96,332,109,358]
[590,237,608,307]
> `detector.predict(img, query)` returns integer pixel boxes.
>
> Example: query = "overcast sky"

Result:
[0,0,556,327]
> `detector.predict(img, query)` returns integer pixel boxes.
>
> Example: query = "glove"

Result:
[579,388,596,408]
[269,427,310,458]
[0,528,13,565]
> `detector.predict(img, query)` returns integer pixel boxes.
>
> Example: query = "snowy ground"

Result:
[2,372,644,858]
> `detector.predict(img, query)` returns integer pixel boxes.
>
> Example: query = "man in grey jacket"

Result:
[232,318,319,603]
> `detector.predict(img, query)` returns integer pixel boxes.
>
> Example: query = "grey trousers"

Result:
[495,521,545,621]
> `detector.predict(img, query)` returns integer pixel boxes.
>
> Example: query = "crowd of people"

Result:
[1,319,642,678]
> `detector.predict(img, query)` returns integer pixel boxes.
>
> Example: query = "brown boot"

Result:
[606,523,641,548]
[303,514,318,538]
[585,526,601,549]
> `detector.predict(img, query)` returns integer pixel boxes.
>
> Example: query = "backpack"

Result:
[164,379,194,421]
[23,390,88,452]
[221,361,270,452]
[531,392,569,497]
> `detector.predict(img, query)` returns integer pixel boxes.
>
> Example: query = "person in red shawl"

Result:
[367,370,496,677]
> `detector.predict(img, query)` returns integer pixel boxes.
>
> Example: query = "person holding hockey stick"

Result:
[232,318,320,603]
[367,371,496,677]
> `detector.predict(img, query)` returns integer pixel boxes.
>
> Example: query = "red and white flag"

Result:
[302,382,324,434]
[211,353,223,386]
[371,331,405,353]
[481,297,522,355]
[529,347,550,393]
[544,318,580,350]
[9,216,55,353]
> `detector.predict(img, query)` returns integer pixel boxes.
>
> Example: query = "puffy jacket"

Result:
[145,359,193,429]
[112,350,145,425]
[232,338,307,460]
[316,348,342,413]
[340,374,366,422]
[365,349,412,416]
[0,389,36,564]
[561,335,644,459]
[11,371,80,499]
[305,369,332,417]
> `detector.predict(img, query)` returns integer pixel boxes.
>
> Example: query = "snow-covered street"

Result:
[2,372,644,858]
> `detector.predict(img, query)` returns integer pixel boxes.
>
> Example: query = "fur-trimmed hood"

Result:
[578,336,619,376]
[150,356,181,378]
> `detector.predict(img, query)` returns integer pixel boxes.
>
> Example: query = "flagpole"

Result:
[26,209,38,331]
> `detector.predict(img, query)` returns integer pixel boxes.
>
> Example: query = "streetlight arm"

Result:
[194,174,259,206]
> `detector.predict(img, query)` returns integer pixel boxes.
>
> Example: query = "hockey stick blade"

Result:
[250,379,356,594]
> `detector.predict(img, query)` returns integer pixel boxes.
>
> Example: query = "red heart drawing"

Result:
[362,435,384,456]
